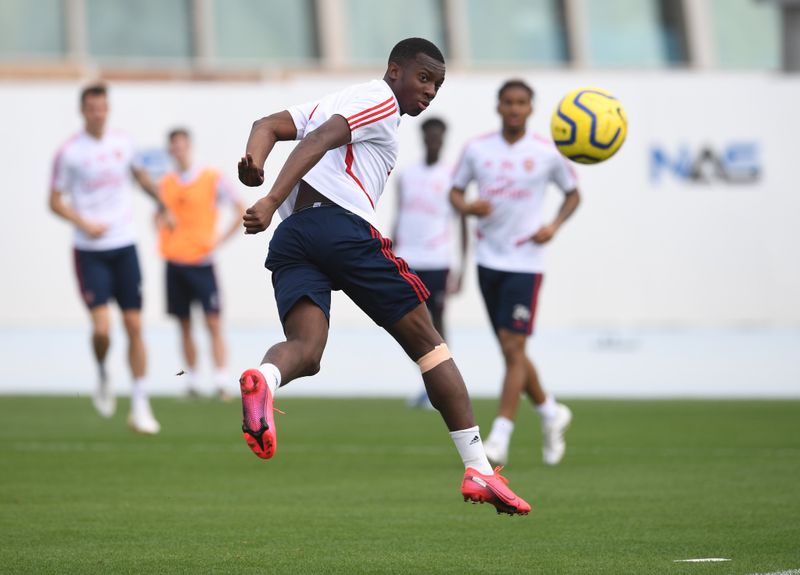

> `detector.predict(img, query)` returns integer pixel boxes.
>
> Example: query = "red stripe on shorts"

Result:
[527,274,543,334]
[370,227,429,302]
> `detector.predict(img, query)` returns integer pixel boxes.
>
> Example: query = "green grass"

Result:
[0,397,798,574]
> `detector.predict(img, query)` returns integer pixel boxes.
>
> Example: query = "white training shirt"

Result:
[452,132,578,273]
[284,79,401,228]
[51,130,139,251]
[394,161,455,270]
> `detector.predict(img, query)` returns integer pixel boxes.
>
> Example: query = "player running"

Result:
[236,38,530,515]
[450,79,580,466]
[393,117,466,409]
[156,128,246,399]
[49,83,162,434]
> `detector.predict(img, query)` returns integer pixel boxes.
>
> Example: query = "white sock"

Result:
[486,416,515,448]
[131,377,148,403]
[536,395,559,420]
[257,363,281,395]
[450,426,494,475]
[213,368,228,389]
[184,368,198,389]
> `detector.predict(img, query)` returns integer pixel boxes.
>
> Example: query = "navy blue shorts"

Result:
[73,245,142,310]
[166,262,220,318]
[416,268,449,318]
[478,265,543,335]
[265,204,429,329]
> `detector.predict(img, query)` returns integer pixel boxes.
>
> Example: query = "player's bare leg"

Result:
[486,328,570,466]
[122,310,146,379]
[388,304,472,430]
[178,317,200,397]
[123,310,159,434]
[387,304,530,515]
[205,313,230,400]
[89,305,114,417]
[496,330,537,420]
[408,304,443,410]
[240,298,328,459]
[522,355,546,405]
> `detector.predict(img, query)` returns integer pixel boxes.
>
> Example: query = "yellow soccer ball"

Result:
[551,87,627,164]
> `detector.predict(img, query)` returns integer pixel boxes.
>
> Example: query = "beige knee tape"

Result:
[417,343,452,374]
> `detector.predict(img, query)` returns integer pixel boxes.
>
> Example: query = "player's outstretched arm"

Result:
[242,114,351,235]
[450,212,469,294]
[238,111,298,187]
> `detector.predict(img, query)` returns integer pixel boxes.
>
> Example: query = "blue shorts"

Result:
[265,204,429,329]
[73,245,142,310]
[416,268,449,318]
[478,265,543,336]
[166,262,220,318]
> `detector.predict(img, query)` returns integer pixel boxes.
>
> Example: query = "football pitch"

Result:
[1,397,798,575]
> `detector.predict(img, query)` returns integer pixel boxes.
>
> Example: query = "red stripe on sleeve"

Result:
[350,106,397,131]
[347,96,394,123]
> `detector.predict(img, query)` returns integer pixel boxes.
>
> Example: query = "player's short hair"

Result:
[168,127,191,142]
[388,37,444,66]
[498,79,534,101]
[80,83,107,105]
[421,117,447,132]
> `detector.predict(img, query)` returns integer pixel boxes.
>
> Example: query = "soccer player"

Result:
[236,38,530,515]
[393,118,466,409]
[450,79,580,466]
[49,83,162,434]
[156,128,246,399]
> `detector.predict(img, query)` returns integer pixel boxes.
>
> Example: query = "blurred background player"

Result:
[450,79,580,466]
[49,83,162,434]
[393,117,466,409]
[156,128,246,400]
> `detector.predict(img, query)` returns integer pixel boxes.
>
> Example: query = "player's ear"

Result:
[386,61,402,81]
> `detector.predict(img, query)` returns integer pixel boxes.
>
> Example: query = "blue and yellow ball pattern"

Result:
[551,87,627,164]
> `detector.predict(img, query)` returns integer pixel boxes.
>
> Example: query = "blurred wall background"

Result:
[1,0,797,396]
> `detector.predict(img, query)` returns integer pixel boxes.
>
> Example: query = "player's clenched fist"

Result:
[242,196,276,234]
[238,153,265,187]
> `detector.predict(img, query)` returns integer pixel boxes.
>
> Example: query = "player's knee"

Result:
[500,341,526,363]
[92,318,110,338]
[122,314,143,337]
[417,343,452,373]
[92,328,111,345]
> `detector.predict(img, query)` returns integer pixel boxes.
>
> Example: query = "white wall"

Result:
[1,71,799,329]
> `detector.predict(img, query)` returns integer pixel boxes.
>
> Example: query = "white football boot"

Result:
[128,396,161,435]
[541,403,572,465]
[92,368,116,418]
